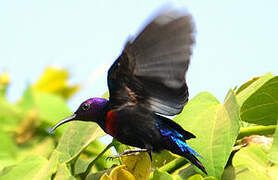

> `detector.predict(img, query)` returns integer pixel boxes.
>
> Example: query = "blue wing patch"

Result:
[156,120,202,158]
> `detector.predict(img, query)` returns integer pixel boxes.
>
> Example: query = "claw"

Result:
[106,155,120,161]
[106,149,150,160]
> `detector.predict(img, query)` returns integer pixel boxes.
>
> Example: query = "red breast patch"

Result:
[105,110,117,137]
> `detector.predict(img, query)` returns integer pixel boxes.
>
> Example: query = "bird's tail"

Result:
[170,138,207,175]
[155,117,207,174]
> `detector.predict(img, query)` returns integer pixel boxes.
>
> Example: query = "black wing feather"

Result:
[108,10,195,115]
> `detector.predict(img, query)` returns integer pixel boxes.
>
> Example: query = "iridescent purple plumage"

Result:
[74,98,109,122]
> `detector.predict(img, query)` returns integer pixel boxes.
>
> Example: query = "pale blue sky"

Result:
[1,0,278,111]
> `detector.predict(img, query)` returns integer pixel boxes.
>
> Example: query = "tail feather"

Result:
[155,119,207,174]
[170,135,207,174]
[170,135,202,158]
[182,150,207,175]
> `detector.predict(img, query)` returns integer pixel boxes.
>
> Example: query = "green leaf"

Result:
[233,145,278,179]
[153,169,172,180]
[236,72,274,106]
[240,76,278,125]
[74,140,114,175]
[33,150,61,180]
[35,92,72,125]
[0,98,22,130]
[152,150,176,169]
[235,77,260,96]
[86,140,115,170]
[0,155,48,180]
[269,123,278,164]
[173,175,183,180]
[75,157,95,175]
[55,163,75,180]
[16,87,72,135]
[16,86,35,114]
[181,173,217,180]
[187,174,204,180]
[221,166,235,180]
[204,177,217,180]
[55,121,105,163]
[112,138,130,154]
[18,137,55,160]
[0,130,17,170]
[233,169,256,180]
[174,91,240,178]
[268,166,278,180]
[154,157,188,175]
[171,164,197,179]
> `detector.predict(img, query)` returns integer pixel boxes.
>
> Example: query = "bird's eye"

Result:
[82,103,90,111]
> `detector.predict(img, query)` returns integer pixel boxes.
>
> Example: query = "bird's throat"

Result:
[104,110,117,137]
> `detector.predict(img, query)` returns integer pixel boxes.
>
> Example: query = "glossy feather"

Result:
[155,117,207,174]
[108,10,194,115]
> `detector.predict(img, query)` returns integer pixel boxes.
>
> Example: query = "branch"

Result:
[237,125,276,139]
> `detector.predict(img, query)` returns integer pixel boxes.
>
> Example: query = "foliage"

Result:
[0,69,278,180]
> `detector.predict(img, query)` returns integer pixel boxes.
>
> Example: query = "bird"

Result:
[50,9,207,174]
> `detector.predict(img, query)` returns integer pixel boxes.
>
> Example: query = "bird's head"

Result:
[50,97,108,132]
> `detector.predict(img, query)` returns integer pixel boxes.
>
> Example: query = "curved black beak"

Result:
[49,114,77,133]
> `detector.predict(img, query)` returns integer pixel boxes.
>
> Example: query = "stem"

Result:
[149,157,187,179]
[159,157,187,173]
[237,125,276,139]
[79,142,113,179]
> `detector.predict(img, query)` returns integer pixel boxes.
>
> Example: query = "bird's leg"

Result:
[107,149,150,160]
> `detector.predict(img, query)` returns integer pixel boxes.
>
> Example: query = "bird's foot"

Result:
[106,149,149,160]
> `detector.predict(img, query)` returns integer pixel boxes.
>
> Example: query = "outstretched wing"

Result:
[108,10,195,115]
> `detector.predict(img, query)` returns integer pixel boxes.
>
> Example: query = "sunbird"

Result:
[51,10,207,174]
